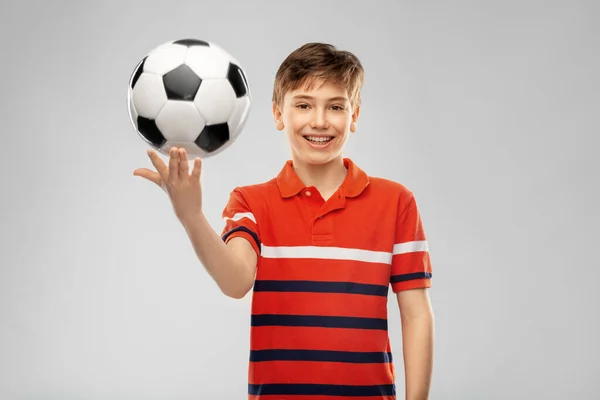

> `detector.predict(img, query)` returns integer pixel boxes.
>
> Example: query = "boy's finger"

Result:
[191,157,202,179]
[146,149,168,182]
[168,147,179,182]
[133,168,161,187]
[178,148,189,176]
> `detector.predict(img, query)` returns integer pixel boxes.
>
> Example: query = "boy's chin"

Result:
[294,150,342,166]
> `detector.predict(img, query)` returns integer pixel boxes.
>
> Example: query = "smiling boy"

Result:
[135,42,434,400]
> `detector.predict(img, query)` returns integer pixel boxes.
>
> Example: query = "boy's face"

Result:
[272,79,360,166]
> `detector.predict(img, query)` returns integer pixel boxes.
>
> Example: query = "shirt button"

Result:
[305,191,312,197]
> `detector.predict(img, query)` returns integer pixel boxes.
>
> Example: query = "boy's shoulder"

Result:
[227,176,279,200]
[365,175,414,196]
[367,175,414,200]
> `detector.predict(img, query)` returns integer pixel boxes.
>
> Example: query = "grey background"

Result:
[1,0,598,399]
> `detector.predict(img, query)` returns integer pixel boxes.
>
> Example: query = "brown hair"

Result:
[272,42,364,109]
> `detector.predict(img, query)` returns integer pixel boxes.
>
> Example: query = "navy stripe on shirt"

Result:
[251,314,388,330]
[390,271,432,283]
[250,349,392,363]
[253,280,389,297]
[249,383,396,396]
[221,226,261,254]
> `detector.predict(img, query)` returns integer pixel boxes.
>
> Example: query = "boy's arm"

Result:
[182,213,257,299]
[134,148,257,299]
[397,288,435,400]
[389,190,434,399]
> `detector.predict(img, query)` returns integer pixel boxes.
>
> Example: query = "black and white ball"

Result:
[127,39,251,159]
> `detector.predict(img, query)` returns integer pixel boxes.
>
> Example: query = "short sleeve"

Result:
[390,193,432,293]
[221,188,261,256]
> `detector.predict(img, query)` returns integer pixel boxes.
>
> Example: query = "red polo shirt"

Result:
[221,158,432,399]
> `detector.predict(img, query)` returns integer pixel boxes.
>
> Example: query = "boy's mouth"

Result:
[303,135,334,144]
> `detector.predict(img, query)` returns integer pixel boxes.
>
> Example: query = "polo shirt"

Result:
[221,157,432,400]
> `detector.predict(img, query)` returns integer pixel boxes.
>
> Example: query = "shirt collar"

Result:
[276,158,370,198]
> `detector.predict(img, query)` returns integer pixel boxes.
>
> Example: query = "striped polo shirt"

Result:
[221,157,432,399]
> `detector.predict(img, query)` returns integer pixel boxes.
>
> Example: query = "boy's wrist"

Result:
[179,210,207,230]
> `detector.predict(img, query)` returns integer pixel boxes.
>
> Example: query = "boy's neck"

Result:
[291,156,347,199]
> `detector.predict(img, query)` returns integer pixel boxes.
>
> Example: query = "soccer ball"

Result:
[127,38,251,159]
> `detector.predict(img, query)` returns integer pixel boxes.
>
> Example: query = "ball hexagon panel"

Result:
[185,46,231,80]
[163,64,201,101]
[206,41,242,66]
[143,45,188,76]
[196,123,230,153]
[193,79,236,125]
[132,73,168,119]
[155,100,206,142]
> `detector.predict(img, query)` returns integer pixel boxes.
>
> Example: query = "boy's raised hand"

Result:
[133,147,203,224]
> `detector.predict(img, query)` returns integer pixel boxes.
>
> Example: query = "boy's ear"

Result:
[272,102,284,131]
[350,105,360,133]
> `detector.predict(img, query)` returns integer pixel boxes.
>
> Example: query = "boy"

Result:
[134,42,434,400]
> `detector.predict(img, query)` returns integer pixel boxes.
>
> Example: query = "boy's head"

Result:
[271,42,364,166]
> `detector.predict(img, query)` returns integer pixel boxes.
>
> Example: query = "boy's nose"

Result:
[310,111,328,128]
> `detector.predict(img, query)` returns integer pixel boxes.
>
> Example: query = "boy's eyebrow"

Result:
[292,94,348,102]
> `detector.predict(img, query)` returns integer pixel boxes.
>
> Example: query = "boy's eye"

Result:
[294,104,345,111]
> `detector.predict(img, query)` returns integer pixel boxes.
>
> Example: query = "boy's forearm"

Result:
[180,212,254,298]
[401,313,434,400]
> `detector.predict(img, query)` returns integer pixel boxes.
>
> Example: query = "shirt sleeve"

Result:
[390,192,432,293]
[220,187,261,256]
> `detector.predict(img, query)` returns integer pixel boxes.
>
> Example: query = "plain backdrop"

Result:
[1,0,598,399]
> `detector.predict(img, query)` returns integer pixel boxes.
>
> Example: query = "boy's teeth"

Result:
[305,136,332,143]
